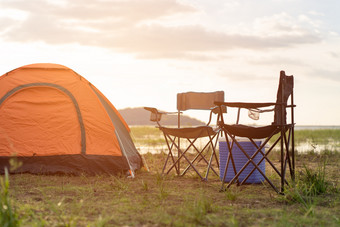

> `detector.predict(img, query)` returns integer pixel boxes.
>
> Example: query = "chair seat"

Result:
[159,126,217,139]
[222,124,280,139]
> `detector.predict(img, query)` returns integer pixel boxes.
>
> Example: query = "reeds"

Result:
[281,159,335,217]
[0,168,20,227]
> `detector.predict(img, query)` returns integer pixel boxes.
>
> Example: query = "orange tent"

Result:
[0,63,142,175]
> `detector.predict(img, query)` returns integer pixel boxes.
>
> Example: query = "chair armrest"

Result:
[144,107,178,115]
[144,107,180,124]
[144,107,160,114]
[214,101,277,109]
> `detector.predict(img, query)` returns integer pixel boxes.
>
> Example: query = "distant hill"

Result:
[118,107,204,126]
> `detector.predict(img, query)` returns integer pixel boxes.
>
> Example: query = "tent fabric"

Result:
[0,63,142,174]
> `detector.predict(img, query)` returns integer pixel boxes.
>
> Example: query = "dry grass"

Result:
[2,127,339,226]
[3,151,339,226]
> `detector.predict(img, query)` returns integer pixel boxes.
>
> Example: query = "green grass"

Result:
[280,160,333,217]
[270,129,340,146]
[294,129,340,144]
[130,126,161,138]
[131,127,340,146]
[1,128,340,226]
[130,126,165,146]
[1,151,338,226]
[0,168,20,227]
[132,126,340,154]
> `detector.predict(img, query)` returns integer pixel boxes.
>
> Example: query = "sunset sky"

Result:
[0,0,339,125]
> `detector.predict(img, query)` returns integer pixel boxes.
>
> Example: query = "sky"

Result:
[0,0,339,126]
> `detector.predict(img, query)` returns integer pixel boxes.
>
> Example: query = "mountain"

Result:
[118,107,204,126]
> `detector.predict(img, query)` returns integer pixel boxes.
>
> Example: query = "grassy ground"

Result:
[130,126,340,150]
[2,128,340,226]
[131,126,340,154]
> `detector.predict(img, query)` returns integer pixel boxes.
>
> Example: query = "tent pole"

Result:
[115,131,135,178]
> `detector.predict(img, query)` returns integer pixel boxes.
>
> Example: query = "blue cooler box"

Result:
[219,139,265,183]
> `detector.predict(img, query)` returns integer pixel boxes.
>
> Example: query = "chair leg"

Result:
[239,138,271,185]
[220,151,232,191]
[220,134,240,191]
[280,129,285,193]
[242,138,289,186]
[181,131,220,179]
[182,136,216,173]
[162,133,179,175]
[181,140,219,178]
[204,132,221,180]
[181,137,219,178]
[213,136,220,168]
[283,132,291,186]
[292,127,295,182]
[284,128,295,181]
[164,135,204,179]
[160,129,222,181]
[224,133,280,193]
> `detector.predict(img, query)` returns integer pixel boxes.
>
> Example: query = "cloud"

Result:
[252,12,321,36]
[0,0,322,60]
[309,69,340,83]
[0,17,16,32]
[0,0,197,26]
[217,69,278,82]
[330,51,339,58]
[247,56,307,67]
[103,24,320,55]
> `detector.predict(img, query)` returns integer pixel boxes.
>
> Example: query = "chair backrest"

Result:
[177,91,224,111]
[273,71,294,125]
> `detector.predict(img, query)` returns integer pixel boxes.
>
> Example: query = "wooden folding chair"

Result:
[215,71,295,193]
[145,91,225,180]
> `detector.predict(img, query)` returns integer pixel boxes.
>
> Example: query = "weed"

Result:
[0,168,20,227]
[224,188,238,201]
[154,172,170,200]
[333,215,340,225]
[187,192,213,224]
[92,215,112,227]
[8,156,22,172]
[300,161,328,196]
[156,172,165,186]
[47,198,78,227]
[281,160,332,217]
[141,180,149,191]
[110,176,129,193]
[229,214,239,227]
[158,182,169,200]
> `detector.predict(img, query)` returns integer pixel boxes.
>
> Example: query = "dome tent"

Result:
[0,63,142,175]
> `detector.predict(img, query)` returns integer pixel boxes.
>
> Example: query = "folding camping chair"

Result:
[144,91,225,180]
[215,71,295,193]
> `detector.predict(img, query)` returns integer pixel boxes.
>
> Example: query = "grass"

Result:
[1,127,340,226]
[280,160,333,217]
[130,126,165,146]
[130,127,340,147]
[294,129,340,144]
[2,151,338,226]
[131,126,340,154]
[270,129,340,147]
[0,168,20,227]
